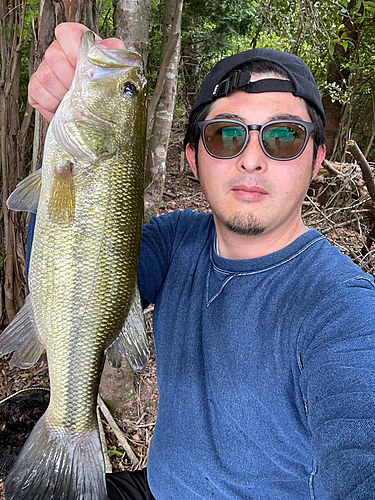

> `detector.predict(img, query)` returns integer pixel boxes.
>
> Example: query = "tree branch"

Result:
[98,395,140,467]
[346,140,375,201]
[146,0,182,131]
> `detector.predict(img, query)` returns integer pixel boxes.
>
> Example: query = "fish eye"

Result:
[122,82,137,97]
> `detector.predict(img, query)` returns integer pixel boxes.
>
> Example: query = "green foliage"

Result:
[167,0,375,160]
[98,0,115,37]
[104,449,124,456]
[9,0,375,163]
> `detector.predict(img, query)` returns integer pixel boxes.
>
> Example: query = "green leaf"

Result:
[342,40,348,51]
[341,0,348,7]
[329,44,335,56]
[104,450,124,457]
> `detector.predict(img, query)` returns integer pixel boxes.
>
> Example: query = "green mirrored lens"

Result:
[262,122,306,159]
[204,122,246,157]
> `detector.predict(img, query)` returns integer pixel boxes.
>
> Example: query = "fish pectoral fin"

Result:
[105,286,150,371]
[48,162,75,225]
[0,295,45,368]
[6,169,42,213]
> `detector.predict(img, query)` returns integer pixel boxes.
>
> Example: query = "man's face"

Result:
[186,89,325,246]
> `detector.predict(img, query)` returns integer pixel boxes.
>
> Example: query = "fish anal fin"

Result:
[0,295,45,368]
[105,286,150,371]
[48,162,75,225]
[6,169,42,213]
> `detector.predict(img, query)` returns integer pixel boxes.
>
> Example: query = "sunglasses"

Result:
[197,119,315,161]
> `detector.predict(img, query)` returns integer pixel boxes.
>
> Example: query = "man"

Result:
[28,23,375,500]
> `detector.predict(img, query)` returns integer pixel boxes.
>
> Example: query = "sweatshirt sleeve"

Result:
[137,211,180,307]
[298,275,375,499]
[137,209,207,307]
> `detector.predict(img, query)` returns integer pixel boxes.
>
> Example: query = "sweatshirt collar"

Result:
[211,228,325,275]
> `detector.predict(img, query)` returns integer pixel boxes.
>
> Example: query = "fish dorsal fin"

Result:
[105,286,150,371]
[7,170,42,213]
[0,295,45,368]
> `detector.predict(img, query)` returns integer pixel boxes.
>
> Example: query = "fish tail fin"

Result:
[4,413,107,500]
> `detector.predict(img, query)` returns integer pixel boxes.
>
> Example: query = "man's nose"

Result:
[236,130,268,172]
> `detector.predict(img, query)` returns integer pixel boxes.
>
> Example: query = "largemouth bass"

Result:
[0,31,148,500]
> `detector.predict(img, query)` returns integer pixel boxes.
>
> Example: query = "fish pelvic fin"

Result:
[105,286,150,371]
[48,162,75,225]
[4,413,107,500]
[0,295,45,368]
[6,169,42,213]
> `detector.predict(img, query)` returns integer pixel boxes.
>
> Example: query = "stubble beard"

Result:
[194,159,276,238]
[224,211,266,236]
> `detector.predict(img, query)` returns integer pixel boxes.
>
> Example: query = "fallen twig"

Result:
[97,403,113,473]
[322,159,343,177]
[98,395,140,467]
[346,140,375,201]
[321,220,356,235]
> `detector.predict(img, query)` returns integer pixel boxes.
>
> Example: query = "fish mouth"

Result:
[87,46,144,70]
[81,30,144,70]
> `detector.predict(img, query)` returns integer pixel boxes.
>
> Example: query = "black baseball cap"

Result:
[190,48,325,125]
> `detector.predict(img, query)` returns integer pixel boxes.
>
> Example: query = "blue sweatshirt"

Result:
[137,209,375,500]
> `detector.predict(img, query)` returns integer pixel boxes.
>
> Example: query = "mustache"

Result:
[225,174,273,193]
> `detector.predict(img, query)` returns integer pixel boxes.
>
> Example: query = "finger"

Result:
[97,38,126,50]
[32,56,69,101]
[44,40,76,92]
[28,72,62,122]
[32,105,55,123]
[54,22,95,68]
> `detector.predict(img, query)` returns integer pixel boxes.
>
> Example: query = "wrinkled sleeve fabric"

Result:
[298,276,375,499]
[137,209,195,307]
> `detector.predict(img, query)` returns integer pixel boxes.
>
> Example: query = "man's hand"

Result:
[28,22,125,122]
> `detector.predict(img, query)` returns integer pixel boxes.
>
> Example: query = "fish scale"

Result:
[32,159,144,433]
[0,30,148,500]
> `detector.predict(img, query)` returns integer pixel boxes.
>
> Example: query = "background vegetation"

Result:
[0,0,375,329]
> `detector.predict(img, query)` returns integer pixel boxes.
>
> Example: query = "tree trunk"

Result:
[82,0,103,32]
[322,0,361,159]
[0,0,32,325]
[32,0,86,170]
[113,0,151,65]
[321,58,345,159]
[144,0,183,218]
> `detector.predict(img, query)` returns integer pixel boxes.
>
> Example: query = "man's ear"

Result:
[312,144,326,179]
[186,144,198,179]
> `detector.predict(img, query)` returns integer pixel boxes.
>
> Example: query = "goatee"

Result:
[225,212,265,236]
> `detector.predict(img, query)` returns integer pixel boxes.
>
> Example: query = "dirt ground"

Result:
[0,143,374,496]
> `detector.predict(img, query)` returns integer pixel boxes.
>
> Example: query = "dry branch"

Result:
[98,395,140,467]
[346,140,375,201]
[322,159,343,177]
[97,404,113,473]
[146,0,182,130]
